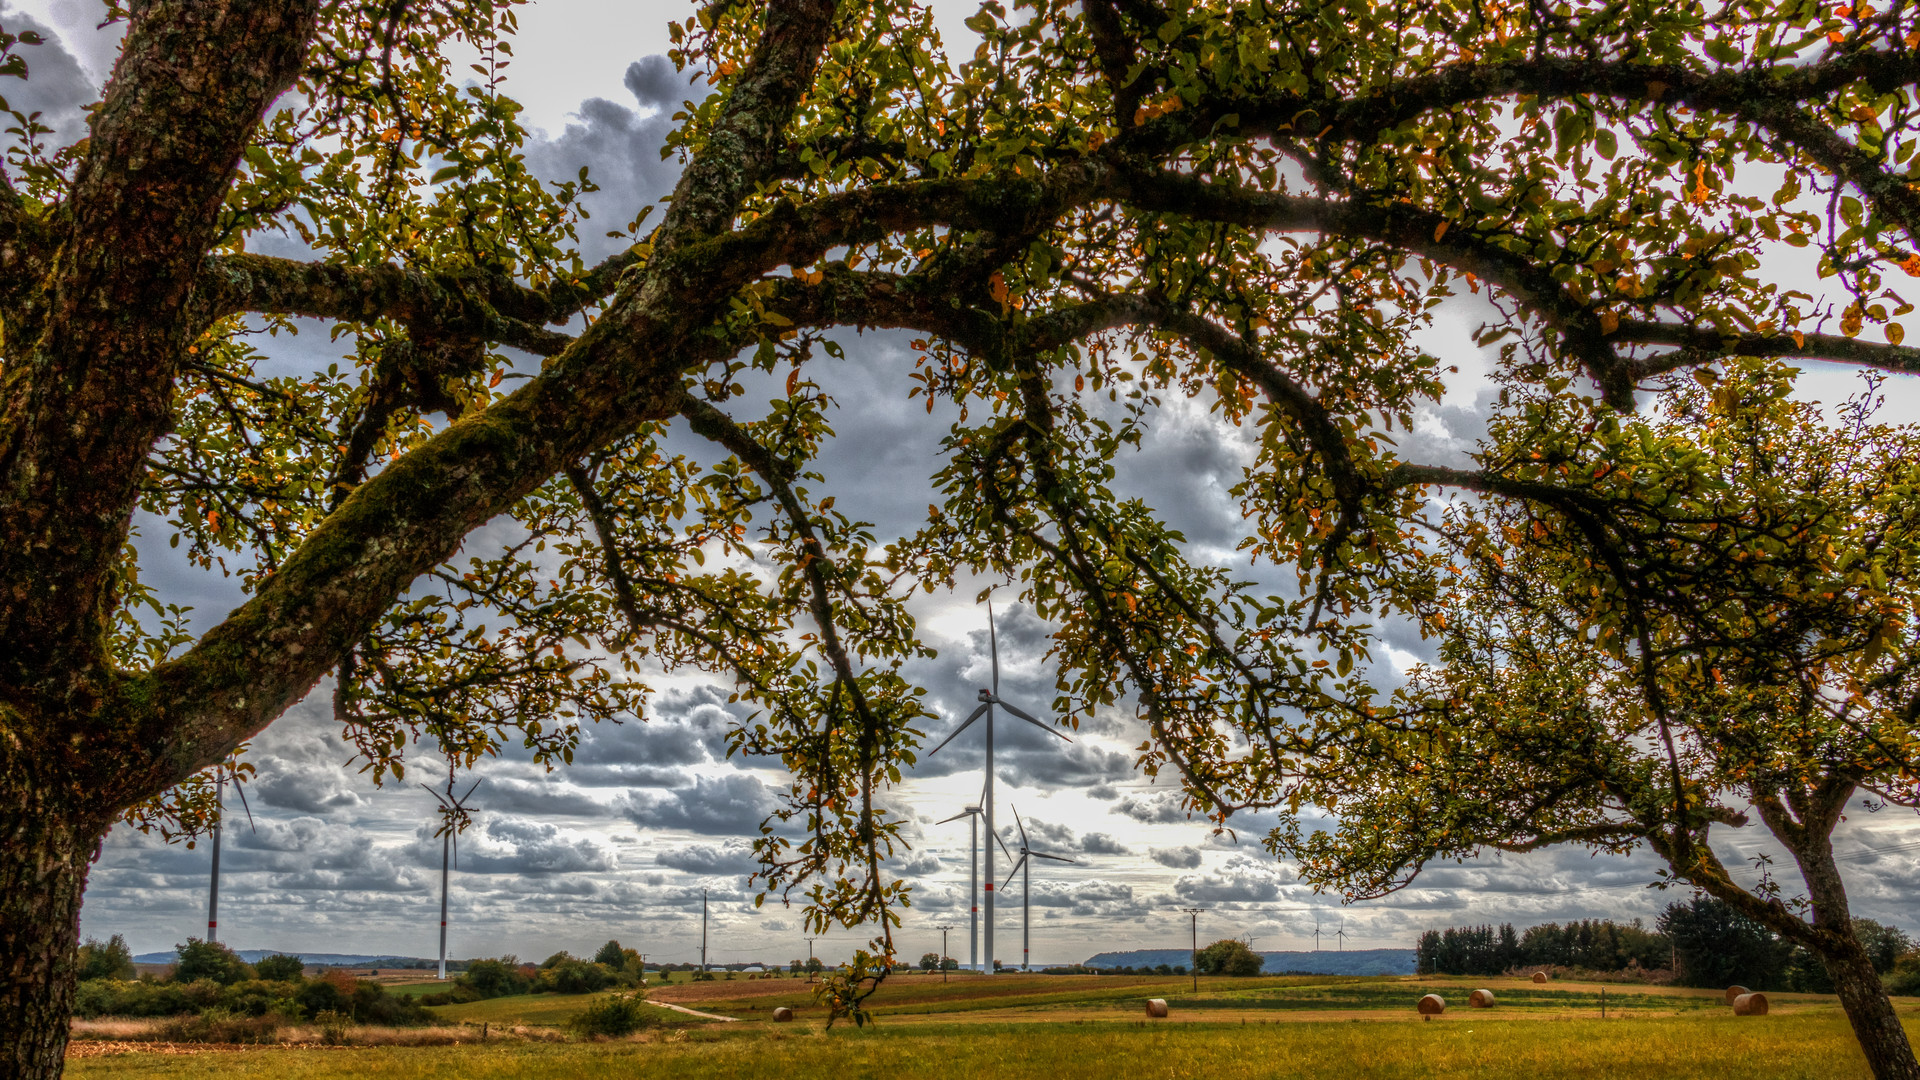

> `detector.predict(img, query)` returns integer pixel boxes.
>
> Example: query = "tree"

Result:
[917,951,940,971]
[252,953,308,982]
[593,940,627,968]
[73,936,134,983]
[1660,898,1789,990]
[171,939,253,986]
[1269,365,1920,1075]
[15,0,1920,1076]
[1193,939,1264,977]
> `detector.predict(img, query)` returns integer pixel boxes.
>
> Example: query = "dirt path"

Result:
[648,1001,741,1022]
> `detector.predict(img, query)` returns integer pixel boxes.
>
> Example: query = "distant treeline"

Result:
[1416,918,1667,977]
[1418,900,1919,993]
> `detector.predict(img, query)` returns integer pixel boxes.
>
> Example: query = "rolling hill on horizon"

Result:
[1082,948,1416,976]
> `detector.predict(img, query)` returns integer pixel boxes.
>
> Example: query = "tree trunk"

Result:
[1794,832,1920,1080]
[0,787,101,1080]
[1824,941,1920,1080]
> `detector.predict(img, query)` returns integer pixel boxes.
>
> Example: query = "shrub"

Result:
[418,984,482,1006]
[252,954,307,982]
[1194,940,1264,977]
[314,1010,350,1046]
[568,993,654,1038]
[458,957,532,999]
[592,940,626,967]
[537,959,619,995]
[76,935,136,982]
[70,978,212,1018]
[158,1008,282,1044]
[1887,951,1920,997]
[174,939,254,986]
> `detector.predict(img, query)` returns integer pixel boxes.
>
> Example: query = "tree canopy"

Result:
[8,0,1920,1075]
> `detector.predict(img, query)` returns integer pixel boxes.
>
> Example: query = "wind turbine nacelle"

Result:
[977,689,993,701]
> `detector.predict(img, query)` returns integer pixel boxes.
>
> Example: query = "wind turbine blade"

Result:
[1013,806,1028,848]
[420,782,452,809]
[1001,854,1026,891]
[998,700,1072,743]
[935,809,974,826]
[993,826,1015,861]
[926,703,991,757]
[988,599,999,696]
[1029,851,1077,864]
[231,777,257,833]
[459,777,483,804]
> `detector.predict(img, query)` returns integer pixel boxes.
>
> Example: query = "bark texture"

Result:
[0,746,106,1079]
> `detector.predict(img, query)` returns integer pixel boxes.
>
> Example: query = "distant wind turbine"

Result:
[927,601,1071,972]
[1312,914,1323,953]
[999,806,1077,972]
[205,771,255,945]
[1336,919,1349,952]
[934,784,986,972]
[422,776,482,980]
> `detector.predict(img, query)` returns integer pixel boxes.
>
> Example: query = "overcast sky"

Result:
[8,0,1918,968]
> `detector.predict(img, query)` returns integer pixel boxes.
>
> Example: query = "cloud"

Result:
[1080,832,1131,856]
[620,774,779,836]
[524,55,685,263]
[1151,846,1203,869]
[654,841,760,878]
[468,778,610,818]
[425,816,619,875]
[1115,793,1191,825]
[1173,856,1289,903]
[250,762,362,814]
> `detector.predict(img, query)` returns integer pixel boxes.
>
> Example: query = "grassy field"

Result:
[67,1013,1920,1079]
[65,972,1920,1079]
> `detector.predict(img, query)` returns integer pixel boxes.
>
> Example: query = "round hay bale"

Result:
[1732,993,1769,1016]
[1145,999,1169,1018]
[1723,985,1750,1006]
[772,1007,794,1022]
[1531,970,1549,984]
[1417,994,1446,1015]
[1469,989,1496,1008]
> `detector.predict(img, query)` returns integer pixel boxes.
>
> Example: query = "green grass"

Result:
[67,1013,1915,1080]
[425,992,710,1028]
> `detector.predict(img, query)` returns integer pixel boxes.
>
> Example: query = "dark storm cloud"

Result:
[1150,846,1203,869]
[619,774,780,836]
[525,55,687,263]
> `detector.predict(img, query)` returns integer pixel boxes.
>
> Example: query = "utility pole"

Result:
[805,937,816,982]
[701,888,709,973]
[1182,908,1203,992]
[937,926,954,984]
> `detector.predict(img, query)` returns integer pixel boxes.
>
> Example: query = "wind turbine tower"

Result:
[205,771,254,945]
[935,798,984,971]
[1336,919,1349,951]
[1000,807,1076,971]
[927,601,1072,972]
[422,776,482,980]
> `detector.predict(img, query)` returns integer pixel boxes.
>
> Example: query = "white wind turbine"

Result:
[934,782,986,972]
[998,806,1077,971]
[926,601,1071,972]
[422,776,483,980]
[204,770,255,945]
